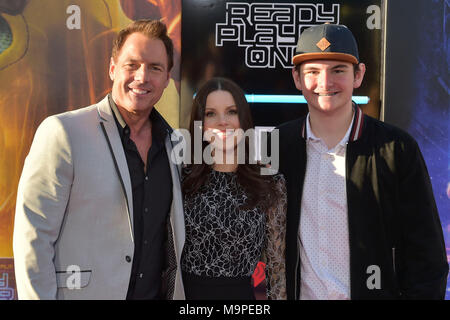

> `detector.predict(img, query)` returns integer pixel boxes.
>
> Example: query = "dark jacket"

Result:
[277,106,449,300]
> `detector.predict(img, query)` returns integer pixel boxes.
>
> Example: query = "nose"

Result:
[317,70,332,90]
[134,65,149,83]
[216,113,229,128]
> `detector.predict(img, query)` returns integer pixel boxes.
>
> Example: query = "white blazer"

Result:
[13,96,185,299]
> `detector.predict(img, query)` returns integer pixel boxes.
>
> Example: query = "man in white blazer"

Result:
[13,20,185,299]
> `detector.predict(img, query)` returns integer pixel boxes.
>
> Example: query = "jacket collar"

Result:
[300,103,364,142]
[96,95,114,121]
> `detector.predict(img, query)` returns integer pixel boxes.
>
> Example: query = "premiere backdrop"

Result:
[0,0,448,299]
[383,0,450,300]
[180,0,383,130]
[180,0,384,299]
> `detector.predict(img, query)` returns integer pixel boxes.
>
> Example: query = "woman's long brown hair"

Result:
[182,77,278,211]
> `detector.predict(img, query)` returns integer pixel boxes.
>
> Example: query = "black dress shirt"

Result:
[109,95,173,299]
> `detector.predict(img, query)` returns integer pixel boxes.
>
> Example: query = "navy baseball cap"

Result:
[292,23,359,65]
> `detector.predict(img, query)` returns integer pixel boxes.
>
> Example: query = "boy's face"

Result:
[292,59,365,116]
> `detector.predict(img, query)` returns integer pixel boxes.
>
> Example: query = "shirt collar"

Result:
[108,93,169,143]
[305,109,355,148]
[108,93,127,133]
[302,103,364,143]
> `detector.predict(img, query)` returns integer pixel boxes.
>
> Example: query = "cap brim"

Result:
[292,52,358,65]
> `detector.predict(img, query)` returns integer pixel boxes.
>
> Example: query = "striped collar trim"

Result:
[300,104,364,142]
[349,104,364,142]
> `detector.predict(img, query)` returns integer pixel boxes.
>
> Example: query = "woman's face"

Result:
[203,90,242,152]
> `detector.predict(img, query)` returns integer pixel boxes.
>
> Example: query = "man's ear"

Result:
[109,57,116,81]
[292,66,302,91]
[353,63,366,89]
[164,70,171,88]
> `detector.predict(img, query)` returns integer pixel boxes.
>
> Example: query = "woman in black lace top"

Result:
[181,77,286,300]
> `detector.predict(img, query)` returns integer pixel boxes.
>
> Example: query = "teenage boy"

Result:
[277,23,448,299]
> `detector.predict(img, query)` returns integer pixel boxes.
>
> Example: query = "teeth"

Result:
[211,129,234,138]
[130,88,149,94]
[217,132,231,138]
[318,93,337,96]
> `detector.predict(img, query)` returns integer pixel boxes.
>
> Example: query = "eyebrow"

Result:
[125,59,166,68]
[331,64,350,69]
[204,105,237,110]
[149,62,166,68]
[303,64,350,71]
[125,58,140,63]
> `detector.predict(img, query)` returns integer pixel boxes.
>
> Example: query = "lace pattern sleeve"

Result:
[263,174,287,300]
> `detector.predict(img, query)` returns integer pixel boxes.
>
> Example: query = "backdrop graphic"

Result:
[383,0,450,299]
[0,258,15,300]
[180,0,383,131]
[181,0,383,299]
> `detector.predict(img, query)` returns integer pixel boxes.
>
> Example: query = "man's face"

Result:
[292,59,365,116]
[109,32,170,116]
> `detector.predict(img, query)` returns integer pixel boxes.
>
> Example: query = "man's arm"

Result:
[13,116,74,299]
[397,137,449,299]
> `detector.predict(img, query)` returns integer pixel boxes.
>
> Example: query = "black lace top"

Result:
[181,169,287,299]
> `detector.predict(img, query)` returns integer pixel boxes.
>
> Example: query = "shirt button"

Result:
[145,176,149,181]
[125,255,132,263]
[144,207,148,213]
[139,273,144,279]
[144,240,148,245]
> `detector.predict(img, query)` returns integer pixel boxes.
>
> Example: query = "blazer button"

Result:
[125,255,132,263]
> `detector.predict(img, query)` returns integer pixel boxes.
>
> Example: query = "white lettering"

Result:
[169,125,280,175]
[178,304,214,317]
[66,265,81,289]
[223,304,271,315]
[366,265,381,289]
[216,3,340,68]
[66,5,81,30]
[366,5,381,30]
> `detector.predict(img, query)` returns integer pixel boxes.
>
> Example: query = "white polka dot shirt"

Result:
[299,113,353,300]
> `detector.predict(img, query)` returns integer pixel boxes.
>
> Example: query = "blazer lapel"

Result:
[164,132,185,257]
[96,96,134,242]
